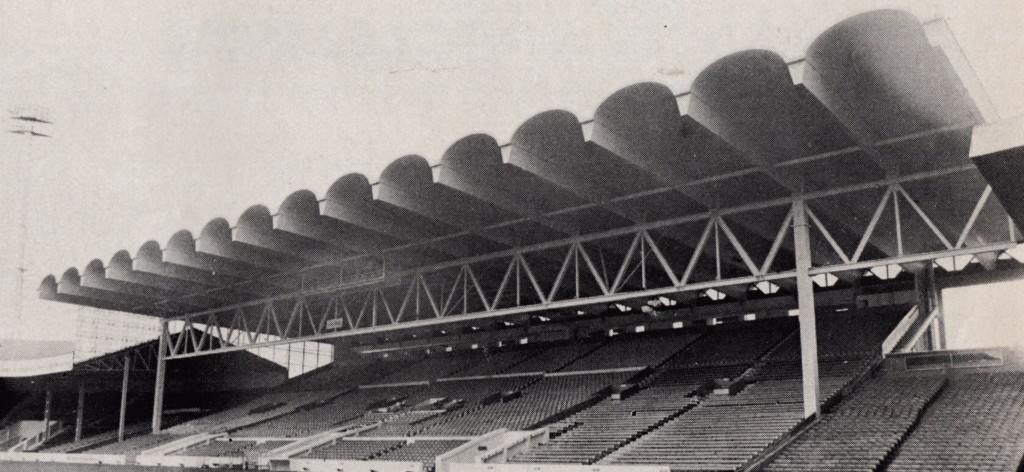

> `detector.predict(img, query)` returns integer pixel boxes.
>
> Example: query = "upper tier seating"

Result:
[745,358,867,382]
[39,422,152,453]
[702,378,850,407]
[667,320,794,367]
[649,365,747,391]
[887,372,1024,472]
[558,332,701,372]
[234,376,534,438]
[501,341,604,374]
[359,377,534,437]
[443,349,538,377]
[293,360,415,390]
[360,410,445,437]
[373,353,487,384]
[422,372,626,436]
[231,386,421,437]
[509,385,700,464]
[163,390,342,435]
[764,374,947,472]
[765,308,906,362]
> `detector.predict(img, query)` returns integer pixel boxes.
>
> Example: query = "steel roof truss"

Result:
[957,186,994,248]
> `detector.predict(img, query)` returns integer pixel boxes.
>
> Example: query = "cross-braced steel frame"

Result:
[158,169,1016,359]
[149,167,1019,430]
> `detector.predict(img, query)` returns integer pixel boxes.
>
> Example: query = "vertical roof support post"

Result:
[931,261,946,350]
[925,261,946,350]
[915,260,946,350]
[118,353,131,442]
[74,384,85,442]
[152,320,168,433]
[793,199,820,419]
[43,389,53,442]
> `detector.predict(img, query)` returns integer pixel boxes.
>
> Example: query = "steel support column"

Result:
[927,261,946,350]
[75,385,85,442]
[43,389,53,441]
[119,353,131,442]
[914,261,946,350]
[152,321,168,433]
[932,275,946,350]
[793,201,820,418]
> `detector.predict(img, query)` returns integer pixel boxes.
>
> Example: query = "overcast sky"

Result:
[2,0,1023,344]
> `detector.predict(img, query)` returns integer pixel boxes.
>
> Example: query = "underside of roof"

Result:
[40,9,1023,320]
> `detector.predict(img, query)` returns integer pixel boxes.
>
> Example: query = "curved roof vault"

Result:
[41,9,1020,318]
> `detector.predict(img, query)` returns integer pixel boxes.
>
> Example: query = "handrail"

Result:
[882,306,920,356]
[898,307,941,354]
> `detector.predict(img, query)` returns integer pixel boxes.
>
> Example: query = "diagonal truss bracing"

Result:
[160,178,1018,359]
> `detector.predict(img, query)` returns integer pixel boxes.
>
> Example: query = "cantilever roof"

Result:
[40,10,1019,318]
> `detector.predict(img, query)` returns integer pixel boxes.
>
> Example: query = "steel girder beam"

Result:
[47,163,1012,320]
[46,158,999,319]
[158,192,1017,360]
[78,342,158,372]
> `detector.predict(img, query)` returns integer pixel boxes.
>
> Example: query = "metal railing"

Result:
[881,306,920,356]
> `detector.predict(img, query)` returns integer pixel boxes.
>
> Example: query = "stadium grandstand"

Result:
[3,7,1024,472]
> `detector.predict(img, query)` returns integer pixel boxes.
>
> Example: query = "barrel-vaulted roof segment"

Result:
[40,10,1020,318]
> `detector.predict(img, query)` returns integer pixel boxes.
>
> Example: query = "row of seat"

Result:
[528,314,886,470]
[301,439,404,460]
[667,321,794,367]
[764,375,947,471]
[84,433,186,455]
[163,389,342,435]
[510,319,815,469]
[420,372,626,436]
[765,309,905,362]
[230,387,410,438]
[887,372,1024,472]
[173,438,289,457]
[602,402,804,470]
[300,438,467,470]
[557,332,701,372]
[374,439,468,468]
[39,422,152,453]
[38,308,903,468]
[509,386,699,464]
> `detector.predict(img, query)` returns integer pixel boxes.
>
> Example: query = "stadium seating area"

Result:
[373,353,489,384]
[300,438,404,460]
[82,433,185,455]
[592,320,810,470]
[887,372,1024,472]
[509,386,699,464]
[375,439,469,469]
[230,387,412,437]
[173,438,290,457]
[420,372,627,436]
[556,332,701,372]
[163,390,343,435]
[499,340,605,374]
[447,349,538,377]
[604,402,803,470]
[40,423,152,453]
[763,375,947,471]
[14,307,1016,472]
